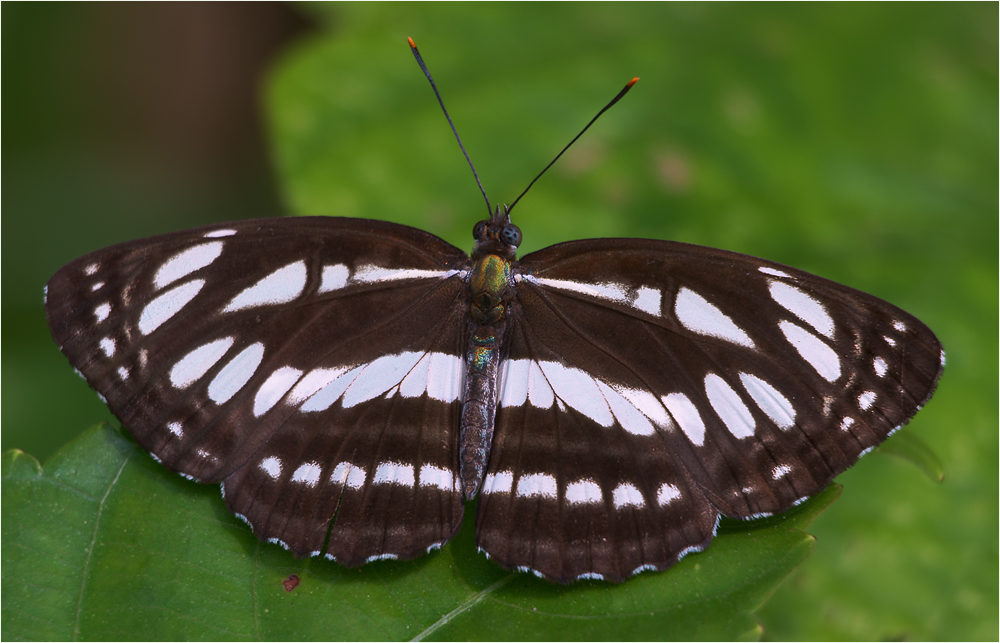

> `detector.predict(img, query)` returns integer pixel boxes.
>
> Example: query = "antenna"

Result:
[408,37,492,217]
[508,77,639,214]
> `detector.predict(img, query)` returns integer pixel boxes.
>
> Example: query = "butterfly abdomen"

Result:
[460,251,516,497]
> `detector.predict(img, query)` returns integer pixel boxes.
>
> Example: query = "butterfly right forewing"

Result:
[519,239,942,511]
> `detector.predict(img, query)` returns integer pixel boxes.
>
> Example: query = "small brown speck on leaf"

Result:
[283,574,300,592]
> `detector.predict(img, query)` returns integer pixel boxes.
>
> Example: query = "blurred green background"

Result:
[3,3,996,640]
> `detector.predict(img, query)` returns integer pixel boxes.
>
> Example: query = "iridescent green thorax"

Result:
[469,254,512,325]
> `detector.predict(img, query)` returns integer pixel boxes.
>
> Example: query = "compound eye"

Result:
[501,224,522,247]
[473,220,488,239]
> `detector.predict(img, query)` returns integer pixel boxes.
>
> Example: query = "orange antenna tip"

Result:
[628,77,639,87]
[407,37,416,49]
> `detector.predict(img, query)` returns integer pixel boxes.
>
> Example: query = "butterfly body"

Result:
[45,209,943,583]
[459,208,519,496]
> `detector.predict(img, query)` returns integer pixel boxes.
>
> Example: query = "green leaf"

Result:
[2,424,835,641]
[878,431,945,483]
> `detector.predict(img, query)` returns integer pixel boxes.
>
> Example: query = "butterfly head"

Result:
[472,205,521,260]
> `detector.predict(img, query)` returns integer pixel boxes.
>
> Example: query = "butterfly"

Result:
[44,39,943,584]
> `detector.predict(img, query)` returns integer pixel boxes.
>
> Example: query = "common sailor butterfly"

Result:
[43,38,943,583]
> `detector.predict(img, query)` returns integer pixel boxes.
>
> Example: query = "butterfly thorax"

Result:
[468,255,512,324]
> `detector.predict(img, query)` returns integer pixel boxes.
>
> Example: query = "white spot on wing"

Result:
[342,352,423,407]
[170,337,234,388]
[85,263,99,276]
[892,320,907,332]
[352,265,455,284]
[138,279,205,335]
[577,572,604,581]
[260,456,282,479]
[769,281,835,338]
[424,352,463,402]
[94,303,111,323]
[419,464,454,491]
[662,392,706,446]
[167,422,183,437]
[208,342,265,404]
[739,372,796,429]
[772,464,792,480]
[759,266,792,278]
[516,473,557,499]
[675,287,754,348]
[224,261,307,312]
[657,483,682,506]
[291,462,322,487]
[499,358,530,407]
[318,264,349,293]
[612,483,645,508]
[204,229,237,238]
[254,366,303,416]
[373,461,415,487]
[527,360,554,408]
[595,381,656,436]
[153,242,224,289]
[99,337,116,358]
[677,544,706,561]
[483,470,513,494]
[565,479,603,505]
[537,361,613,426]
[331,462,367,489]
[300,365,364,412]
[398,354,431,399]
[705,373,756,439]
[526,276,628,305]
[873,356,888,378]
[117,366,129,380]
[884,335,897,347]
[840,417,855,431]
[288,367,349,406]
[858,390,877,410]
[778,320,842,382]
[615,386,673,428]
[631,564,658,576]
[634,286,662,316]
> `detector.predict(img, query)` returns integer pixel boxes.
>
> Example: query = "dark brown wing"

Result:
[475,238,942,583]
[46,216,471,563]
